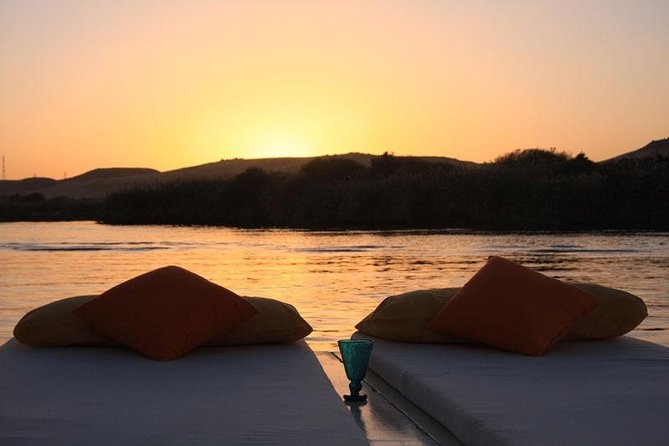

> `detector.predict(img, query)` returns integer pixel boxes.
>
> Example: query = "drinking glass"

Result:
[337,339,374,402]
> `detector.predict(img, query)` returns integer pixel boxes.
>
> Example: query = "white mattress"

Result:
[356,335,669,446]
[0,340,368,446]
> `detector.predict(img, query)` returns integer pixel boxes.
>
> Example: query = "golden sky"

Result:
[1,0,668,179]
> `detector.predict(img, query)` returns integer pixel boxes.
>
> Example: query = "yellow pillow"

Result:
[207,297,312,345]
[355,288,467,343]
[13,295,119,347]
[565,283,648,340]
[356,283,646,343]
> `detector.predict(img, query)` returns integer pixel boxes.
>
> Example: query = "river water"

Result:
[1,221,667,350]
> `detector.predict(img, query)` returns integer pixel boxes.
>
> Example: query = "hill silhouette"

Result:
[66,167,158,182]
[2,138,667,201]
[1,140,668,230]
[0,177,57,196]
[0,153,475,199]
[98,150,668,230]
[603,138,669,163]
[2,138,666,201]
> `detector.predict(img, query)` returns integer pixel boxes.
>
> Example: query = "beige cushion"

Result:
[564,283,648,341]
[356,283,647,343]
[13,295,119,347]
[14,295,311,348]
[356,288,467,343]
[208,297,312,345]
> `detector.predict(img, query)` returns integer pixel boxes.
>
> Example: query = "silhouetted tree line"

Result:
[0,193,100,222]
[98,150,669,230]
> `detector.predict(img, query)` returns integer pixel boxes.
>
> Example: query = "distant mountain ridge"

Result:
[0,177,58,196]
[1,138,666,199]
[603,138,669,163]
[0,153,475,199]
[65,167,159,182]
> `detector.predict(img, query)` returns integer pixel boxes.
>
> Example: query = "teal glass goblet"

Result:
[338,339,374,402]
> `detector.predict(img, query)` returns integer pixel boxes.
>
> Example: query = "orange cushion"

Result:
[73,266,257,360]
[427,256,599,356]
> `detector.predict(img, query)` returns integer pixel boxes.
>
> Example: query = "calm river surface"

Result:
[1,221,667,350]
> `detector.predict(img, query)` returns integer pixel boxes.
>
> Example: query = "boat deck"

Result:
[318,352,462,445]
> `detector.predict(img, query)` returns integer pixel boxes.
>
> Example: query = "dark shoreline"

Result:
[2,150,668,231]
[3,219,668,238]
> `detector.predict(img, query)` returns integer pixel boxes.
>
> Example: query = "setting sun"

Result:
[1,1,668,179]
[193,106,323,160]
[249,135,311,159]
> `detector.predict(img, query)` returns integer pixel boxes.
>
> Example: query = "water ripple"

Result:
[1,242,170,252]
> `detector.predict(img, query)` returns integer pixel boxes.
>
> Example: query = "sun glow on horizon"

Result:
[192,108,329,161]
[1,0,668,179]
[247,136,312,159]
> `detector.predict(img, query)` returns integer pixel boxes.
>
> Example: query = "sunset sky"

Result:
[1,0,668,180]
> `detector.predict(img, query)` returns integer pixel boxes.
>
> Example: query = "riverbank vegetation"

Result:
[1,150,667,230]
[99,150,668,231]
[0,193,100,222]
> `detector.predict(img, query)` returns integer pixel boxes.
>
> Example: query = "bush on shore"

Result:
[98,150,669,231]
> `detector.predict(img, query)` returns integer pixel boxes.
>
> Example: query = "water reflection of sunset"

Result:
[2,222,668,351]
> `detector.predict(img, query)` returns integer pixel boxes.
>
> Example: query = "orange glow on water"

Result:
[1,222,669,350]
